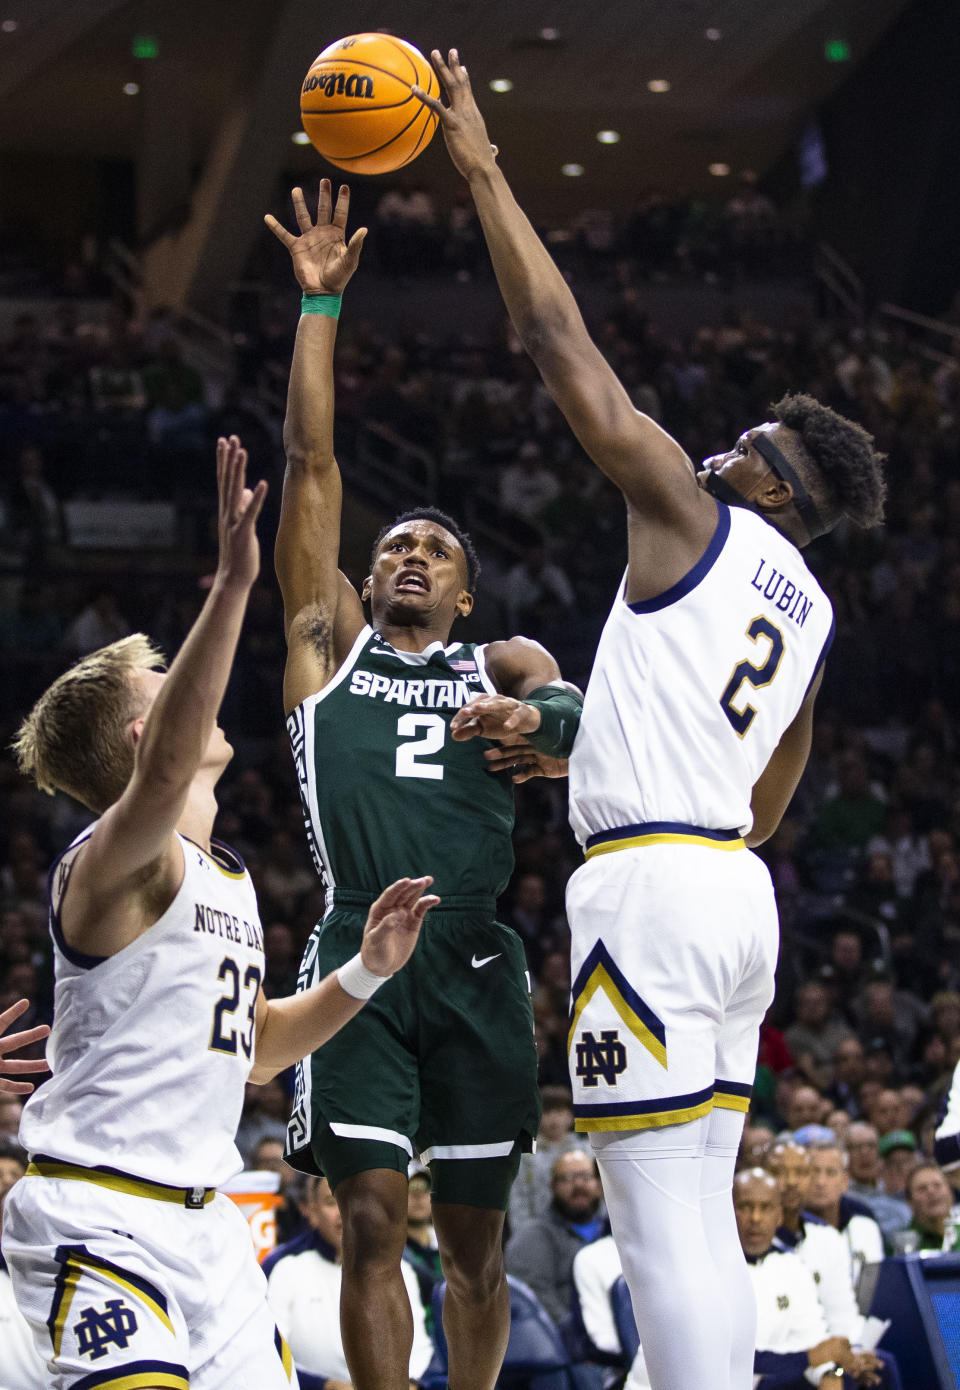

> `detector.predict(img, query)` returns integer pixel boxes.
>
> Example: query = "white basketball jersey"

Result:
[19,829,265,1187]
[569,502,834,843]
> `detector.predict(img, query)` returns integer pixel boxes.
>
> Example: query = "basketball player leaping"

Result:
[264,182,583,1390]
[4,435,438,1390]
[416,53,885,1390]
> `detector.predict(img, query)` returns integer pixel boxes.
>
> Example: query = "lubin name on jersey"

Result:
[348,670,481,708]
[749,558,814,628]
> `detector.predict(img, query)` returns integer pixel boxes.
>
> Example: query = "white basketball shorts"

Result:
[565,837,778,1144]
[1,1170,297,1389]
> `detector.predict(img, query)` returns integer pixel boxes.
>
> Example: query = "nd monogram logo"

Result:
[777,1294,790,1311]
[74,1298,139,1360]
[575,1029,627,1087]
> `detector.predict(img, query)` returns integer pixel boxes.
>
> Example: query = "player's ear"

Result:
[361,575,373,602]
[456,588,474,618]
[128,716,147,748]
[756,476,793,513]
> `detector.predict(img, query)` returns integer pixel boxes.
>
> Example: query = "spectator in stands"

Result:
[853,974,927,1066]
[235,1075,290,1168]
[571,1233,647,1386]
[782,1083,830,1135]
[844,1122,912,1244]
[505,1150,605,1324]
[0,1097,23,1140]
[811,750,887,852]
[0,1136,46,1389]
[503,543,575,636]
[830,1037,867,1115]
[878,1130,920,1200]
[867,1089,904,1141]
[403,1162,443,1334]
[803,1141,884,1288]
[265,1173,433,1390]
[509,1085,588,1227]
[766,1143,867,1344]
[61,588,132,659]
[892,1162,960,1252]
[785,981,855,1072]
[738,1122,776,1170]
[498,440,561,525]
[734,1168,888,1388]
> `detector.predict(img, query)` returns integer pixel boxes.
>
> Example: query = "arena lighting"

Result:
[561,163,584,177]
[824,37,851,62]
[489,78,513,93]
[1,18,18,32]
[705,28,722,41]
[596,130,620,144]
[647,79,671,93]
[291,131,311,145]
[709,162,730,177]
[122,81,140,96]
[539,27,560,41]
[131,34,159,59]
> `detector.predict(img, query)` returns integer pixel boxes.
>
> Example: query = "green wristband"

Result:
[523,684,584,758]
[301,292,342,318]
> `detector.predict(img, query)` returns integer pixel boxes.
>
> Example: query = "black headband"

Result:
[751,432,824,537]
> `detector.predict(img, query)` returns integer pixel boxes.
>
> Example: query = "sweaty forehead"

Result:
[380,519,461,552]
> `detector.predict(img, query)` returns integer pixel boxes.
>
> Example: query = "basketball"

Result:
[300,34,439,176]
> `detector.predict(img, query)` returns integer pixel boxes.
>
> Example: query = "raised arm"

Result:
[63,437,267,956]
[415,51,717,595]
[265,182,367,710]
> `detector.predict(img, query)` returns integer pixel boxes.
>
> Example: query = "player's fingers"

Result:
[291,186,312,233]
[410,84,443,115]
[263,213,296,249]
[411,894,441,924]
[0,1055,50,1072]
[0,998,29,1030]
[0,1021,50,1052]
[344,226,368,268]
[246,478,269,525]
[450,48,469,85]
[317,177,332,223]
[332,182,350,228]
[0,1079,40,1095]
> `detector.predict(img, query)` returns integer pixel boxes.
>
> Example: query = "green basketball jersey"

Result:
[287,625,516,899]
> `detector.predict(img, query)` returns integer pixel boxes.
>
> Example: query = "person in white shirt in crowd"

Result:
[803,1141,884,1291]
[265,1173,433,1390]
[766,1142,866,1340]
[734,1169,886,1388]
[0,1137,46,1390]
[572,1232,650,1390]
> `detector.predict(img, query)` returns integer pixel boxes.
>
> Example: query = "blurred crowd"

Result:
[2,183,960,1387]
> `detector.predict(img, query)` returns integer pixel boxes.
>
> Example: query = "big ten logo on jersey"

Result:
[74,1299,139,1360]
[575,1029,627,1088]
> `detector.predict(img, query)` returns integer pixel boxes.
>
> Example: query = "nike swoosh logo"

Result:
[471,953,502,969]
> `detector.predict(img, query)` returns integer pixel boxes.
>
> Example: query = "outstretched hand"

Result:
[264,181,367,295]
[481,728,569,783]
[216,434,267,591]
[412,49,499,182]
[0,998,50,1096]
[360,877,440,977]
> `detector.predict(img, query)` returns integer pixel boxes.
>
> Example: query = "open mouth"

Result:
[397,572,429,594]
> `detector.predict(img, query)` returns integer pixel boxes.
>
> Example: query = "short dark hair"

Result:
[371,507,481,590]
[771,393,886,530]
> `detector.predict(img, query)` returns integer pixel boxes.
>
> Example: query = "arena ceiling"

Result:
[0,0,910,205]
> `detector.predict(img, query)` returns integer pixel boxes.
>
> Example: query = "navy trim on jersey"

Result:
[574,1086,714,1120]
[934,1132,960,1168]
[71,1362,189,1390]
[804,611,836,700]
[627,500,730,613]
[46,832,108,969]
[585,821,742,850]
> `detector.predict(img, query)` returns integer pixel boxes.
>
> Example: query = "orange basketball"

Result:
[300,34,439,175]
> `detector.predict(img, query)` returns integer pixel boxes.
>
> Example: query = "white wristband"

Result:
[337,952,390,1000]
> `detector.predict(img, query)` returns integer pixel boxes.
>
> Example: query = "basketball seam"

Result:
[379,35,421,86]
[302,98,415,115]
[327,100,435,165]
[400,106,438,167]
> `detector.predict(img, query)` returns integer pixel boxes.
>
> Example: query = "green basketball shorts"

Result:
[285,891,541,1210]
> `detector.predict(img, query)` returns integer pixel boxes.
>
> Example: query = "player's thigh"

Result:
[2,1177,191,1389]
[714,850,779,1110]
[417,915,540,1174]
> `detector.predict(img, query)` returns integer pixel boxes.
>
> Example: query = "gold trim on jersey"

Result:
[568,948,668,1070]
[78,1374,189,1390]
[48,1251,174,1356]
[27,1160,215,1207]
[574,1097,716,1131]
[585,830,745,859]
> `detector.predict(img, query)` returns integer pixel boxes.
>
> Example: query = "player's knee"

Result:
[338,1190,406,1274]
[443,1239,505,1303]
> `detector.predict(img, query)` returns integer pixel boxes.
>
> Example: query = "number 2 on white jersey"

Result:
[395,713,445,780]
[719,615,785,737]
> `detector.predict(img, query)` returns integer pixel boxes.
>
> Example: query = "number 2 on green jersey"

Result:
[395,713,445,780]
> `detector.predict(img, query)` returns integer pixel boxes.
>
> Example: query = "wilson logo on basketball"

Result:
[302,72,374,99]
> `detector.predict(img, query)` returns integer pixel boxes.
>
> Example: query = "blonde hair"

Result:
[13,634,166,812]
